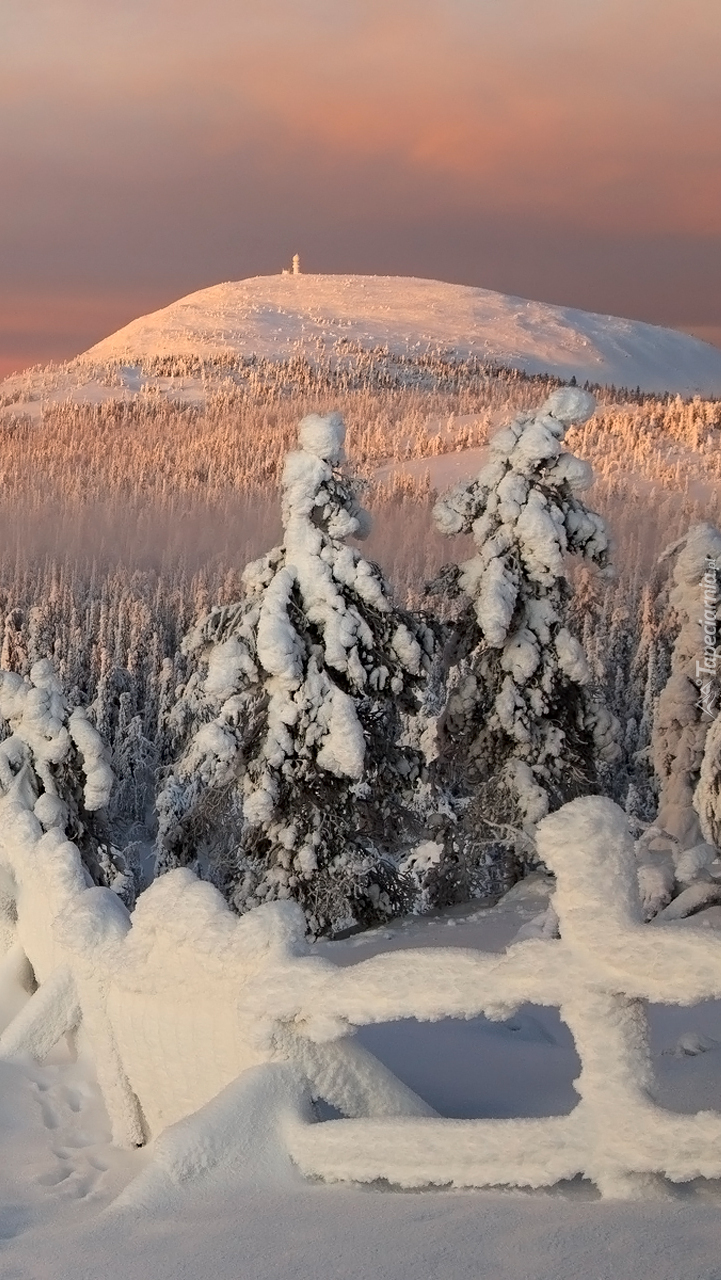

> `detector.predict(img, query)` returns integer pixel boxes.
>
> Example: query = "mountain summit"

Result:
[82,273,721,396]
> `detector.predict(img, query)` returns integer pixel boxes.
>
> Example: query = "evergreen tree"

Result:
[429,387,619,883]
[651,524,721,848]
[0,658,136,903]
[634,524,721,921]
[108,692,157,837]
[696,714,721,851]
[157,412,435,935]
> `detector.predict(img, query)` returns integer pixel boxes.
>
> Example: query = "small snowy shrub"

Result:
[429,387,619,886]
[157,413,435,934]
[0,659,136,901]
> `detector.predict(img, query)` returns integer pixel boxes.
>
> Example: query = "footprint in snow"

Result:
[30,1071,108,1201]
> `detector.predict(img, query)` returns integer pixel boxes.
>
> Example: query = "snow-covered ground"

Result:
[374,441,489,490]
[2,884,721,1280]
[4,276,721,420]
[81,275,721,396]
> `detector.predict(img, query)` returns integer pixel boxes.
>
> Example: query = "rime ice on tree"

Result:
[0,659,135,900]
[696,713,721,854]
[157,412,434,934]
[431,387,619,874]
[635,524,721,920]
[652,524,721,846]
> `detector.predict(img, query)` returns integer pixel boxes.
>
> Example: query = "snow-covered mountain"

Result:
[80,273,721,396]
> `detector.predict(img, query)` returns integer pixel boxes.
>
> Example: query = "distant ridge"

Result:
[81,273,721,396]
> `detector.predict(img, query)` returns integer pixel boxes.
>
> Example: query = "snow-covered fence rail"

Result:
[0,779,434,1149]
[249,797,721,1198]
[2,789,721,1198]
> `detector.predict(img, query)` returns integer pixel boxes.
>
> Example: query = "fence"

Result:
[1,789,721,1199]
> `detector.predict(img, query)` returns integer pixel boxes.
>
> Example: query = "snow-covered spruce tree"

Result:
[157,412,435,935]
[107,692,157,839]
[568,569,664,823]
[428,386,619,886]
[651,523,721,845]
[0,658,137,903]
[636,524,721,920]
[696,713,721,854]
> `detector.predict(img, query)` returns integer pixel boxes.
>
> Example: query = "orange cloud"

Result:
[1,0,718,238]
[0,0,719,380]
[204,0,720,235]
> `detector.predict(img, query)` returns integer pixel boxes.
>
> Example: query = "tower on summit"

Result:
[282,253,301,276]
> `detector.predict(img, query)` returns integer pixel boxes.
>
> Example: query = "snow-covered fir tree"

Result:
[651,524,721,845]
[696,714,721,852]
[0,658,137,903]
[571,568,665,824]
[636,524,721,921]
[429,386,619,885]
[107,692,156,838]
[624,581,665,813]
[157,412,435,935]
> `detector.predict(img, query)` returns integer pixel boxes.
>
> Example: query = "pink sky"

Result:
[1,0,720,377]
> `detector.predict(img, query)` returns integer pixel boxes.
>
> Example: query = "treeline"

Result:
[0,351,717,855]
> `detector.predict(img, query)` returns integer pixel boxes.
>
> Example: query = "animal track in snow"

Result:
[30,1070,108,1202]
[36,1165,72,1187]
[86,1153,109,1172]
[39,1100,59,1129]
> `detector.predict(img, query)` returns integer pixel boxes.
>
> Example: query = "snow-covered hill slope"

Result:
[81,274,721,396]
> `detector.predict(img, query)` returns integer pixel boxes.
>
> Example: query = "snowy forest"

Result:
[0,349,720,936]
